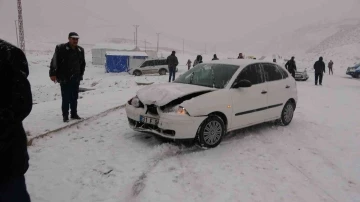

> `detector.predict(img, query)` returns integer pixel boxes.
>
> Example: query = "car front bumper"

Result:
[295,72,309,81]
[125,104,206,140]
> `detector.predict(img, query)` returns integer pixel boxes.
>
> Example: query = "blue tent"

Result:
[105,51,148,73]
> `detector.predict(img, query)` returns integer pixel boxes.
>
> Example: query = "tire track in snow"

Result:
[252,126,344,202]
[27,104,126,146]
[130,144,201,198]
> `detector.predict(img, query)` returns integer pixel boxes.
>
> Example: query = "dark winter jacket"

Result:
[49,43,86,83]
[285,60,297,72]
[328,61,334,68]
[0,39,32,182]
[166,53,179,68]
[314,58,326,74]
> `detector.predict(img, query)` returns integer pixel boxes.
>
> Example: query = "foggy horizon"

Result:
[1,0,359,53]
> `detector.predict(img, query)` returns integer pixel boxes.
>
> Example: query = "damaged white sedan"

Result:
[126,60,298,148]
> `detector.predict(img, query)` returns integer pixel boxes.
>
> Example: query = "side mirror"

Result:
[232,80,252,88]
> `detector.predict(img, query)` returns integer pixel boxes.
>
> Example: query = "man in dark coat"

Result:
[50,32,86,122]
[237,53,244,59]
[0,39,32,202]
[166,51,179,82]
[314,56,326,85]
[285,56,297,78]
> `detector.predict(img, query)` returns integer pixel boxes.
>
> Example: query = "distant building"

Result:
[105,51,148,73]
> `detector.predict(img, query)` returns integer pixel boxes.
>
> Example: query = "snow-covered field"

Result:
[21,45,360,202]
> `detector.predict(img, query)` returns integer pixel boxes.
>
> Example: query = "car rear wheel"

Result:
[197,116,225,148]
[278,101,295,126]
[133,70,142,76]
[159,69,167,75]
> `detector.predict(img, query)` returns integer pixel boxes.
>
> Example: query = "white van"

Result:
[128,59,178,76]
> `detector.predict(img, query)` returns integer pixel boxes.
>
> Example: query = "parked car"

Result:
[346,64,360,78]
[125,60,298,148]
[294,68,309,81]
[128,59,178,76]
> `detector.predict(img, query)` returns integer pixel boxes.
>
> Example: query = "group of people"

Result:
[284,56,334,85]
[0,33,87,201]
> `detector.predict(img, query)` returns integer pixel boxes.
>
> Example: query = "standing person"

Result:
[314,57,326,85]
[193,55,203,67]
[0,39,32,202]
[49,32,86,122]
[166,51,179,82]
[186,59,192,70]
[285,56,297,78]
[212,54,219,60]
[328,60,334,75]
[237,53,244,59]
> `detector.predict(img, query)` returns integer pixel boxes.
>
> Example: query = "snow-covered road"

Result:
[26,75,360,202]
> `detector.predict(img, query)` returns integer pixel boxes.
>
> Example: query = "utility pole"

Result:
[15,20,19,47]
[144,39,147,52]
[182,39,184,54]
[17,0,26,53]
[156,33,160,53]
[133,32,135,45]
[133,25,139,48]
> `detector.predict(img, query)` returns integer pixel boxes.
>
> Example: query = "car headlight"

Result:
[177,106,189,115]
[130,96,141,108]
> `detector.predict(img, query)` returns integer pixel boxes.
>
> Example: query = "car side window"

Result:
[276,65,288,78]
[147,60,155,66]
[140,61,149,68]
[235,64,264,85]
[262,63,283,81]
[161,60,167,65]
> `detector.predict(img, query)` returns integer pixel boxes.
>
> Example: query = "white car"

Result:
[128,59,178,76]
[125,59,298,148]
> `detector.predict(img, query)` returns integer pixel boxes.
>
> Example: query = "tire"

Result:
[197,116,225,148]
[278,101,295,126]
[352,73,359,78]
[159,69,167,75]
[133,70,142,76]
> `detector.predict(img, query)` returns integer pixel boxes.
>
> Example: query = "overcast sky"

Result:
[0,0,359,52]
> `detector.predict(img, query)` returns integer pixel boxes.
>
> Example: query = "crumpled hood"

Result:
[136,83,215,106]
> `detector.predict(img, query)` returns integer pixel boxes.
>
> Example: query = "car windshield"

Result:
[173,63,239,89]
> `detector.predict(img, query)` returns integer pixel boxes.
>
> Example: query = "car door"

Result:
[229,64,268,130]
[140,60,154,74]
[262,63,288,120]
[150,60,160,74]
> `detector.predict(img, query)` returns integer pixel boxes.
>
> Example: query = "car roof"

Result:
[205,59,277,67]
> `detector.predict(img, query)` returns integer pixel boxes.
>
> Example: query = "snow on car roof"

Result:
[106,51,148,57]
[205,59,273,67]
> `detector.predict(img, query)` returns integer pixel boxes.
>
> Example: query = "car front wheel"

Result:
[197,116,225,148]
[279,101,295,126]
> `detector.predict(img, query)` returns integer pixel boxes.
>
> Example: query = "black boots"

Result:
[71,114,82,120]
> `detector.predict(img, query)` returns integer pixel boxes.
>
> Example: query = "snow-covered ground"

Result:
[21,44,360,202]
[26,74,360,202]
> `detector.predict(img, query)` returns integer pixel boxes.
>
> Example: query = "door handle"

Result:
[261,91,267,94]
[286,85,290,88]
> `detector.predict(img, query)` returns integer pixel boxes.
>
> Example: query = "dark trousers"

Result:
[0,176,31,202]
[168,67,176,82]
[60,76,80,117]
[329,67,333,75]
[289,70,295,78]
[315,73,323,85]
